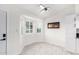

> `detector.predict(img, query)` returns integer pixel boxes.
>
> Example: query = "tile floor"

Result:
[20,42,74,55]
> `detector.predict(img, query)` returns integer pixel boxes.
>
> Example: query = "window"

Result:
[36,23,42,33]
[37,28,41,33]
[26,21,33,33]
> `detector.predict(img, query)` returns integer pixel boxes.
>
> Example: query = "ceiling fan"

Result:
[40,4,49,12]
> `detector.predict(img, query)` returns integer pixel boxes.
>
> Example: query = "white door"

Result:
[65,15,76,52]
[76,16,79,53]
[0,10,7,55]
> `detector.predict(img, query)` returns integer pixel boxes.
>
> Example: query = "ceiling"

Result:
[13,4,75,19]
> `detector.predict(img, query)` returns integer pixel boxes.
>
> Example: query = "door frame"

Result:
[0,9,7,55]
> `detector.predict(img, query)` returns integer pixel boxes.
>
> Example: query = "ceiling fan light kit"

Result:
[40,4,49,15]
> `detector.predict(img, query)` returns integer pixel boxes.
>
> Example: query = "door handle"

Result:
[0,34,6,41]
[3,34,6,37]
[0,38,6,41]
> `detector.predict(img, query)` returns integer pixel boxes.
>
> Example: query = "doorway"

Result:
[0,9,7,55]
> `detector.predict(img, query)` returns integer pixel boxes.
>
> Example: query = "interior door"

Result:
[76,16,79,53]
[0,10,7,55]
[65,15,76,52]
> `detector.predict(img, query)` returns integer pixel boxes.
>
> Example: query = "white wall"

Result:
[0,4,76,55]
[43,4,75,50]
[44,15,76,51]
[20,15,44,47]
[44,17,66,47]
[0,5,44,55]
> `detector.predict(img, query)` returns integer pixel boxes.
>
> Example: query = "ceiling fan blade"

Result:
[40,4,46,8]
[40,4,50,13]
[40,5,44,9]
[40,8,45,12]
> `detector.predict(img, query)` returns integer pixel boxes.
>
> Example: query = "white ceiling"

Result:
[4,4,75,19]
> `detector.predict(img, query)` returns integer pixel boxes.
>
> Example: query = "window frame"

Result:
[25,21,33,33]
